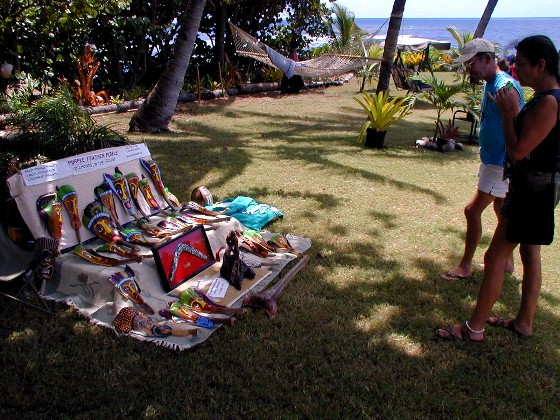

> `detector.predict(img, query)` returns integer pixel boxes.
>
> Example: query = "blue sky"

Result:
[325,0,559,18]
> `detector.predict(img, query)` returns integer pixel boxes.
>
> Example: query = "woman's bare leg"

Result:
[436,219,517,340]
[514,243,542,335]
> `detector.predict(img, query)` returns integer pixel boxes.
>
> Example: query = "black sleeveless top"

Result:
[507,89,560,174]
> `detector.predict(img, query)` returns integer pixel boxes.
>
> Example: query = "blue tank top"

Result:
[479,72,524,166]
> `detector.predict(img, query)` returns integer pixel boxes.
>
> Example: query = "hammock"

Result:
[229,22,380,79]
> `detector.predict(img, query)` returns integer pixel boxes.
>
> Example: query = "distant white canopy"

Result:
[365,34,451,51]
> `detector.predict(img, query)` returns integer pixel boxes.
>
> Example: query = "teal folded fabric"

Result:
[207,196,283,230]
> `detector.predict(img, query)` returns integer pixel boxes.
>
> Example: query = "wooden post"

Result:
[196,64,201,103]
[218,62,226,98]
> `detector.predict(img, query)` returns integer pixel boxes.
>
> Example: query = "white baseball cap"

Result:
[453,38,495,63]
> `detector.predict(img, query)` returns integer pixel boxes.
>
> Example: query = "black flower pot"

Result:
[365,128,387,149]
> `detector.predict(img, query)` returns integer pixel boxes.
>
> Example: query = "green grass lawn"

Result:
[2,74,560,418]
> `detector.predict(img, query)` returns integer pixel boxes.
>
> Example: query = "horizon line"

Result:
[355,16,555,19]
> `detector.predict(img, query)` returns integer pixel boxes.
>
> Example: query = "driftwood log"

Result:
[242,255,309,318]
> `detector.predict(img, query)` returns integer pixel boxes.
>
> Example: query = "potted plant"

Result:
[354,90,415,148]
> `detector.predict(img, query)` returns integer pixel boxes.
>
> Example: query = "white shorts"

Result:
[477,163,509,198]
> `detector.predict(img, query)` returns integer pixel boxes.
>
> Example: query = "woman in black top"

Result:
[436,35,560,341]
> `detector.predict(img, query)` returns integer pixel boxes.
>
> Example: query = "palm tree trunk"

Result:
[214,0,227,76]
[474,0,498,39]
[129,0,207,133]
[376,0,407,94]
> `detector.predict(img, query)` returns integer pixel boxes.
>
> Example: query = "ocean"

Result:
[354,17,560,52]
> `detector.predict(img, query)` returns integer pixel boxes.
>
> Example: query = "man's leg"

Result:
[441,189,494,279]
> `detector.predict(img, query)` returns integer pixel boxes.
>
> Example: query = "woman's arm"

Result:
[491,89,558,161]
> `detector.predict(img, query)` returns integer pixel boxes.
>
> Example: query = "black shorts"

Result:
[501,171,560,245]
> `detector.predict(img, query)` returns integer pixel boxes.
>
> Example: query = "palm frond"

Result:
[327,3,368,54]
[446,26,474,50]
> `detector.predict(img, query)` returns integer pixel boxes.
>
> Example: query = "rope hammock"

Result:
[229,22,380,79]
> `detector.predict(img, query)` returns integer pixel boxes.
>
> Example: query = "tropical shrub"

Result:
[356,43,383,91]
[121,86,150,102]
[0,74,41,115]
[354,90,415,144]
[263,67,284,83]
[3,85,127,163]
[411,75,467,138]
[431,53,454,71]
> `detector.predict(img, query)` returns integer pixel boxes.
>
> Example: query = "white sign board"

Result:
[20,143,151,186]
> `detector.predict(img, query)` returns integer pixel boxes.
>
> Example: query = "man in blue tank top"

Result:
[440,38,524,280]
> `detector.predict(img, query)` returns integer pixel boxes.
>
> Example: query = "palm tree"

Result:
[129,0,207,133]
[474,0,499,39]
[376,0,406,93]
[446,26,475,80]
[325,3,366,54]
[357,43,383,91]
[213,0,228,75]
[446,26,474,54]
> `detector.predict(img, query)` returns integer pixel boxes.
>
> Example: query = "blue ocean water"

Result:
[355,17,560,52]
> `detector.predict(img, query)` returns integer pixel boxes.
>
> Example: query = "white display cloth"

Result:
[43,223,311,351]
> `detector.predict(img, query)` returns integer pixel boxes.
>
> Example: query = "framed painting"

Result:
[152,225,215,292]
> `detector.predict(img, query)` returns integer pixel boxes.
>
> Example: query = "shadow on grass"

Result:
[136,112,457,209]
[2,220,559,418]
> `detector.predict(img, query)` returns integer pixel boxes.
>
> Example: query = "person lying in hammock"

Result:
[280,42,304,94]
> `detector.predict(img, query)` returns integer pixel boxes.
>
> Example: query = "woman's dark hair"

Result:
[497,56,510,72]
[515,35,560,82]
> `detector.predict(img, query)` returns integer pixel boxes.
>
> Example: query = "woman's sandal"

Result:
[435,321,485,342]
[486,316,532,339]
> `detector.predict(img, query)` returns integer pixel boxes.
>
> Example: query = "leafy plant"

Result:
[411,75,466,138]
[354,90,415,144]
[202,74,220,91]
[262,67,284,82]
[121,86,150,102]
[402,51,424,67]
[356,43,383,92]
[461,83,483,122]
[4,85,127,162]
[440,53,454,65]
[430,53,455,71]
[0,74,40,115]
[445,26,476,75]
[438,119,461,140]
[446,26,474,54]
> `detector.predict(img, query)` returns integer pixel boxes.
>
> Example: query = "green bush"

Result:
[2,85,128,164]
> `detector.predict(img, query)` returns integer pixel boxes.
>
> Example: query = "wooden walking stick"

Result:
[242,255,309,318]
